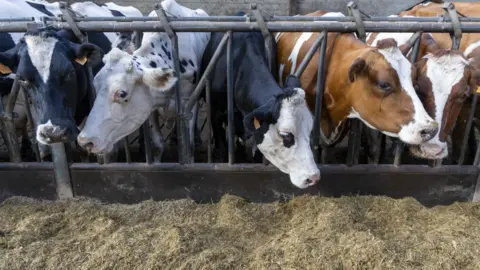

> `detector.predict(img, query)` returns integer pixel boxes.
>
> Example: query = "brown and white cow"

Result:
[275,11,438,148]
[367,22,478,160]
[399,2,480,162]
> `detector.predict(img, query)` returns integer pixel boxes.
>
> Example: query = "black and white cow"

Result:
[0,0,142,160]
[0,29,104,144]
[203,11,320,188]
[77,0,209,159]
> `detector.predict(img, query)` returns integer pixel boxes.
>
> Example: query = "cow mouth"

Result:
[409,143,447,160]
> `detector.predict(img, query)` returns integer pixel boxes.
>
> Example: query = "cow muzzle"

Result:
[398,120,439,145]
[36,120,76,144]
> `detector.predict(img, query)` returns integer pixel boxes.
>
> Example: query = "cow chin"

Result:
[409,143,448,160]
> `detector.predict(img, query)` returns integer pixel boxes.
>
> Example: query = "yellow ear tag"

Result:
[253,117,260,130]
[75,56,88,65]
[476,86,480,94]
[0,64,12,74]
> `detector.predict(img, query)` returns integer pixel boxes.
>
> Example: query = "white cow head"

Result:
[244,76,320,188]
[77,48,177,153]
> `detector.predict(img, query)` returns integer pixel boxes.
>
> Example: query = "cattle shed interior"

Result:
[0,0,480,207]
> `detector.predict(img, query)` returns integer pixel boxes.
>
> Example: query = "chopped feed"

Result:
[1,195,480,269]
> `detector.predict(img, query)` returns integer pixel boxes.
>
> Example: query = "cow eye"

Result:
[17,77,30,88]
[279,131,295,147]
[114,90,129,103]
[378,81,392,91]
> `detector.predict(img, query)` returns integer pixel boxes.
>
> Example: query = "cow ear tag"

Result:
[0,64,12,74]
[75,56,88,65]
[253,117,260,130]
[476,86,480,94]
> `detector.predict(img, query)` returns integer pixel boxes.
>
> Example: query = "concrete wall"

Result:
[60,0,477,16]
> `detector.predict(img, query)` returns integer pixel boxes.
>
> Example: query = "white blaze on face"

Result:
[25,35,57,83]
[411,53,469,159]
[377,46,437,144]
[256,88,320,188]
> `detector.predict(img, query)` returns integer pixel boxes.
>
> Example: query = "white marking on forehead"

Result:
[25,35,58,83]
[377,46,430,125]
[424,53,468,143]
[464,40,480,58]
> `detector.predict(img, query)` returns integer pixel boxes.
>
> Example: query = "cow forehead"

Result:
[24,35,58,83]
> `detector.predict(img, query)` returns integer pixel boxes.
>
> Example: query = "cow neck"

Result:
[236,38,282,115]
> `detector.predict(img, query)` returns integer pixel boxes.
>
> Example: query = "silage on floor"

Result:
[1,195,480,270]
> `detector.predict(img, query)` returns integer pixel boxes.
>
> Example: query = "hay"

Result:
[1,195,480,270]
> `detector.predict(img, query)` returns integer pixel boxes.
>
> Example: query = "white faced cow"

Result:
[77,0,210,157]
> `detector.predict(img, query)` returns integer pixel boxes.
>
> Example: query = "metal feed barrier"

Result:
[0,1,479,206]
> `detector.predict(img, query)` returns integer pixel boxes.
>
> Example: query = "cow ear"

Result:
[244,101,274,133]
[284,75,301,88]
[73,43,104,67]
[0,47,18,75]
[348,58,366,82]
[141,67,178,91]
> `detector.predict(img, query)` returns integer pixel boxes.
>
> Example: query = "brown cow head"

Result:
[343,38,438,145]
[407,34,480,159]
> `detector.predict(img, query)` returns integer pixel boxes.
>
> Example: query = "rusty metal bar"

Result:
[294,31,326,79]
[155,5,190,164]
[311,31,328,163]
[227,31,235,165]
[184,33,229,113]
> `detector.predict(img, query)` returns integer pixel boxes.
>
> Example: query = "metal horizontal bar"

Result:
[34,15,480,23]
[4,21,480,33]
[0,17,35,22]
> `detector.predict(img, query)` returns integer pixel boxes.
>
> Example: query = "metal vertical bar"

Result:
[51,142,74,199]
[1,78,22,163]
[458,94,478,165]
[123,137,131,163]
[155,6,191,164]
[394,32,422,166]
[346,1,366,166]
[21,88,41,162]
[251,3,273,72]
[227,31,235,165]
[206,79,212,164]
[312,31,328,163]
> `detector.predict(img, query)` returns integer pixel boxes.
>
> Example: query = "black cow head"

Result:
[0,29,104,145]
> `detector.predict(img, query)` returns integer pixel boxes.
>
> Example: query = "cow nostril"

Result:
[305,179,312,185]
[84,142,94,152]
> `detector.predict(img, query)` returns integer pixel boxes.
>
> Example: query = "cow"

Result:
[399,2,480,163]
[366,18,478,161]
[202,11,320,188]
[275,11,439,157]
[77,0,209,163]
[0,0,143,161]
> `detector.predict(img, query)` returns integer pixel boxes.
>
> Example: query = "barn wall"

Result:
[59,0,478,16]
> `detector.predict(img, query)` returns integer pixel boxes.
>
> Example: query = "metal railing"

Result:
[0,1,480,201]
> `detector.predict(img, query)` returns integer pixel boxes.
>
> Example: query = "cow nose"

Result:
[77,135,95,152]
[419,124,439,142]
[37,124,68,144]
[83,142,94,153]
[305,173,320,187]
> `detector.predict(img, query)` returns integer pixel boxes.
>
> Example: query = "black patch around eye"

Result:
[180,64,186,73]
[150,61,157,68]
[280,133,295,148]
[181,59,188,66]
[151,52,155,55]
